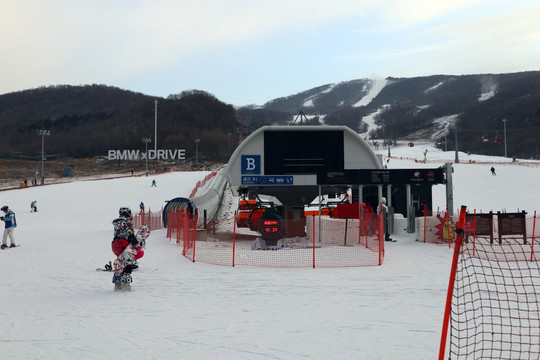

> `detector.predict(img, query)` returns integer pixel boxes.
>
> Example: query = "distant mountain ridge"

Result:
[1,71,540,161]
[242,71,540,159]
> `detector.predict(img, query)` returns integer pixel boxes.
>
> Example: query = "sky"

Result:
[0,142,538,359]
[2,0,540,106]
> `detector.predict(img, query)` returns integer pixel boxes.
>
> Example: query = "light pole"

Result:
[502,118,508,158]
[142,138,151,174]
[154,100,158,154]
[194,138,200,168]
[37,129,50,184]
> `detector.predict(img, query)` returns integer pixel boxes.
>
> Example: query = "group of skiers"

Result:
[110,206,149,290]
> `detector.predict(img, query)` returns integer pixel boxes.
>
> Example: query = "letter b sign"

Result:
[242,155,260,174]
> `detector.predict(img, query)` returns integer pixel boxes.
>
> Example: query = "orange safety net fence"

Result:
[166,211,385,268]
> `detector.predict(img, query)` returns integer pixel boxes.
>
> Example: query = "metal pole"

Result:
[503,119,507,158]
[154,100,158,153]
[142,138,151,174]
[445,163,454,216]
[36,130,50,184]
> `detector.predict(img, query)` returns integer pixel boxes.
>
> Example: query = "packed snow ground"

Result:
[0,143,538,360]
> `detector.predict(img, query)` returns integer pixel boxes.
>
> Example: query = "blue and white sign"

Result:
[241,155,260,174]
[242,176,293,185]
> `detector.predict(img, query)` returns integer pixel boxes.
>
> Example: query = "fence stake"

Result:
[192,211,197,262]
[472,209,477,256]
[531,211,537,261]
[358,212,362,245]
[312,216,316,269]
[438,205,467,360]
[233,211,237,267]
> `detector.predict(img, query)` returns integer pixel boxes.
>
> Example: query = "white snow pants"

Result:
[2,227,16,246]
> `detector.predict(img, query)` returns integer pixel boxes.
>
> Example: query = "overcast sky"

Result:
[2,0,539,106]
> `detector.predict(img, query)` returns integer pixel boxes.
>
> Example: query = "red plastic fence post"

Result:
[531,210,537,261]
[312,215,316,269]
[166,209,171,239]
[358,211,362,245]
[191,211,197,263]
[179,209,183,244]
[184,210,189,247]
[473,209,477,257]
[233,211,237,267]
[438,205,467,360]
[181,211,187,255]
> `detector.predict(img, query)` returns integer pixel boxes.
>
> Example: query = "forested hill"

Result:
[0,85,238,162]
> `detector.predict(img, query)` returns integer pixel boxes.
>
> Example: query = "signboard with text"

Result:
[241,176,293,185]
[317,168,445,185]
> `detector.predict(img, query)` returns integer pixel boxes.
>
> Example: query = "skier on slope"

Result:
[111,207,140,288]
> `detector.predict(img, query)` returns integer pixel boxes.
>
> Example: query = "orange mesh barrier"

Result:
[444,234,540,359]
[169,213,384,268]
[133,207,163,230]
[189,171,218,197]
[165,208,198,263]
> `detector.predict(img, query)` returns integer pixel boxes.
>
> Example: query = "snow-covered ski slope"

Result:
[0,143,538,360]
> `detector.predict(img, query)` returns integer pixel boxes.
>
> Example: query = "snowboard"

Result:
[1,245,20,250]
[96,261,113,271]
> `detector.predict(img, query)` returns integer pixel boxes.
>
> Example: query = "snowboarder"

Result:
[491,167,496,176]
[151,179,157,187]
[139,201,145,214]
[1,206,17,249]
[31,200,38,212]
[111,207,139,289]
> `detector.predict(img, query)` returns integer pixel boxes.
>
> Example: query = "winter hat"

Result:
[1,206,8,212]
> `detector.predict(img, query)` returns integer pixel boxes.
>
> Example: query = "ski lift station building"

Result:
[225,125,448,223]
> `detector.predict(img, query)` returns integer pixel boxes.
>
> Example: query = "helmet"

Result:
[381,197,386,204]
[119,207,131,218]
[1,206,8,212]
